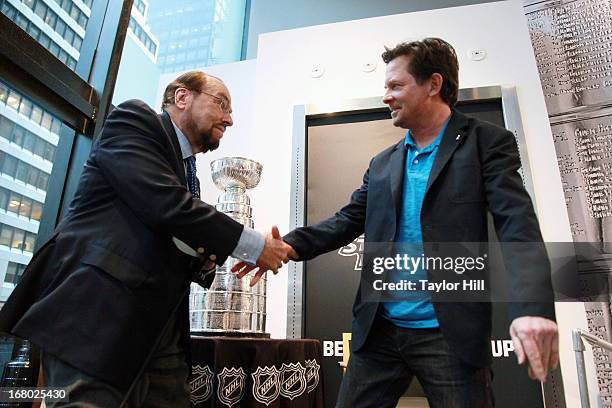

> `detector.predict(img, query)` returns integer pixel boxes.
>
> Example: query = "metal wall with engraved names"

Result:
[525,0,612,115]
[525,0,612,405]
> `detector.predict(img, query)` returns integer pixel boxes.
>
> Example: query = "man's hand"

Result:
[509,316,559,382]
[232,226,298,286]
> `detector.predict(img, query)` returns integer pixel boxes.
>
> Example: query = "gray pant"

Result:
[42,314,190,408]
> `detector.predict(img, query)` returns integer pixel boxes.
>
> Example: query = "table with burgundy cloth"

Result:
[189,336,324,407]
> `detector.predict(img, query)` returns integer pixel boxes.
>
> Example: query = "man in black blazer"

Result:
[235,39,558,407]
[0,71,293,406]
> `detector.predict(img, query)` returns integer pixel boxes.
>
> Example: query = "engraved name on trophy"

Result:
[189,157,267,335]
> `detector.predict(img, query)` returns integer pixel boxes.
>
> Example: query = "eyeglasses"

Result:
[197,90,231,114]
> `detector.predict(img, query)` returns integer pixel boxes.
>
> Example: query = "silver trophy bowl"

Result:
[210,157,262,191]
[190,157,267,336]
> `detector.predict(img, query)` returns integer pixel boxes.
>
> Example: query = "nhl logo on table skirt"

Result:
[217,367,246,407]
[305,359,321,393]
[251,366,281,406]
[190,365,214,404]
[279,362,307,400]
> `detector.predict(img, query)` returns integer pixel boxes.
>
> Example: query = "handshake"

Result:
[232,226,298,286]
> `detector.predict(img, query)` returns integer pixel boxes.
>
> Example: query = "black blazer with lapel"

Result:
[284,109,555,368]
[0,100,244,388]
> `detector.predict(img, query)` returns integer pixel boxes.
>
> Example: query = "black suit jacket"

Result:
[284,110,555,368]
[0,100,244,388]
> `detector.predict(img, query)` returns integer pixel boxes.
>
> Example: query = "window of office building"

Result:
[0,224,37,254]
[0,155,51,191]
[4,262,17,285]
[4,262,26,285]
[0,187,42,222]
[7,192,20,215]
[0,82,62,135]
[10,229,25,250]
[0,226,11,247]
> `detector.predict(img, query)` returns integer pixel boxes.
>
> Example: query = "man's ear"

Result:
[174,88,190,109]
[429,73,444,97]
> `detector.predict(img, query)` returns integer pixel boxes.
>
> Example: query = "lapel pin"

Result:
[456,134,461,141]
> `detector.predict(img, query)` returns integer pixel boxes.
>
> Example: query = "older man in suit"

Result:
[0,71,293,407]
[234,38,558,407]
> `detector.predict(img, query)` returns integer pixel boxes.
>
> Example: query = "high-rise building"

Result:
[114,0,247,106]
[127,0,159,63]
[147,0,214,74]
[113,0,161,107]
[0,81,59,305]
[146,0,246,74]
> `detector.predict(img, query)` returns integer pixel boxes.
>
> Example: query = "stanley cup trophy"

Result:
[189,157,267,335]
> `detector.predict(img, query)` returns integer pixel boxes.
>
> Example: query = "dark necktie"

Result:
[184,155,201,199]
[184,155,214,287]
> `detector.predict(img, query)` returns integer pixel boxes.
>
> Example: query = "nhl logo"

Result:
[190,365,213,405]
[279,362,307,400]
[305,359,320,393]
[251,366,280,406]
[217,367,246,407]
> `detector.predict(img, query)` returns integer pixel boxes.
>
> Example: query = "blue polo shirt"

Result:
[381,119,449,328]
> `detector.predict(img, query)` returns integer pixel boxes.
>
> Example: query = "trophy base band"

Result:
[191,331,270,338]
